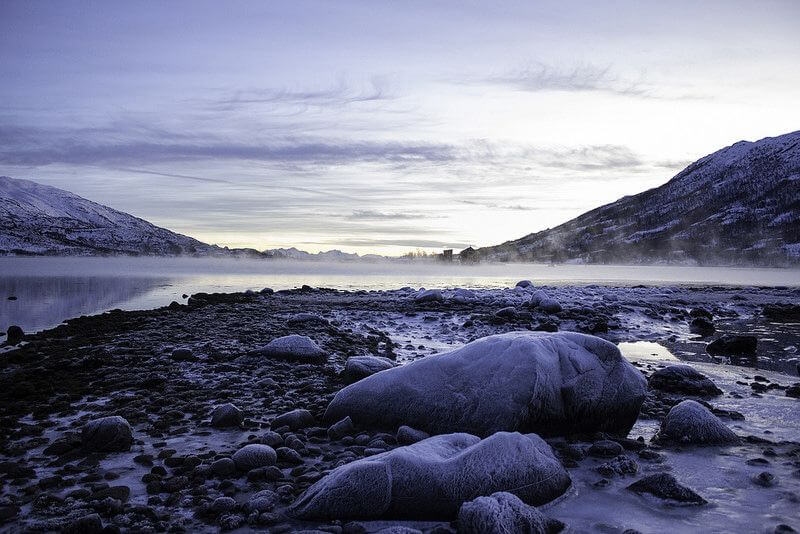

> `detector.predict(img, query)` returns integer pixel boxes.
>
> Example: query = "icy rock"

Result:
[81,416,133,452]
[588,440,624,458]
[494,307,517,319]
[706,335,757,356]
[653,400,740,445]
[415,289,444,303]
[254,335,327,363]
[528,290,549,307]
[538,298,562,314]
[396,425,430,445]
[325,331,646,437]
[343,356,396,383]
[212,496,237,514]
[210,403,243,428]
[232,444,277,471]
[210,458,236,477]
[626,473,707,505]
[6,325,23,345]
[247,490,279,513]
[328,416,355,440]
[648,365,722,397]
[596,455,639,477]
[287,312,328,326]
[516,280,534,288]
[273,408,315,430]
[288,431,570,521]
[451,288,478,303]
[458,491,548,534]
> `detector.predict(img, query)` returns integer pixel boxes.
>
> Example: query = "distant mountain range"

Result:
[476,131,800,266]
[0,176,382,259]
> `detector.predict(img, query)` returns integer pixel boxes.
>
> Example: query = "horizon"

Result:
[2,1,799,254]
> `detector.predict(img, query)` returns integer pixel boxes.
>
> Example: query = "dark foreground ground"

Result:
[1,284,799,533]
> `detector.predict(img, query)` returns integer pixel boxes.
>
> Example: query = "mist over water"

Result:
[2,256,799,333]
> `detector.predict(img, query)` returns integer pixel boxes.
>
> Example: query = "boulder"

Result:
[254,335,327,363]
[689,317,715,336]
[653,400,740,445]
[272,408,315,430]
[81,416,133,452]
[287,312,328,326]
[211,403,244,428]
[538,299,562,314]
[626,473,707,505]
[325,331,647,437]
[288,432,570,521]
[707,335,757,356]
[451,288,478,303]
[528,290,549,307]
[762,303,800,323]
[396,425,430,445]
[458,491,548,534]
[494,307,518,319]
[6,325,23,345]
[327,416,355,440]
[343,356,396,383]
[515,280,534,288]
[171,347,196,361]
[415,289,444,303]
[232,444,277,471]
[648,365,722,397]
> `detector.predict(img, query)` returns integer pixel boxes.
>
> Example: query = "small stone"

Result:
[588,440,624,458]
[626,473,707,505]
[81,416,133,452]
[211,403,244,428]
[232,444,277,471]
[211,458,236,477]
[328,416,355,440]
[273,409,315,430]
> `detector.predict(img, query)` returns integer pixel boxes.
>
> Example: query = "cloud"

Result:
[346,209,431,220]
[207,77,396,111]
[477,62,709,100]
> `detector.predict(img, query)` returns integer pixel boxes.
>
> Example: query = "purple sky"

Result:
[2,1,799,253]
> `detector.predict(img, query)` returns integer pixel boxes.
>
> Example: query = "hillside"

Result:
[477,131,800,266]
[0,176,224,256]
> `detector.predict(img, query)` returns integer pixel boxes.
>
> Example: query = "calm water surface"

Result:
[2,257,799,333]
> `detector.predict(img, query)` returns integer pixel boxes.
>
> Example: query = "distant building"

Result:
[442,249,453,262]
[459,246,478,263]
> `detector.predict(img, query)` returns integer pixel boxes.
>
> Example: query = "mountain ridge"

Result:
[475,130,800,266]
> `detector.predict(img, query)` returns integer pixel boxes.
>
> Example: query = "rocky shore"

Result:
[1,284,799,533]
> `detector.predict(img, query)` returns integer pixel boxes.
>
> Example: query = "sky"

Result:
[1,1,799,255]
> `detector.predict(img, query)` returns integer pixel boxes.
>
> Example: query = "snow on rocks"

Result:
[325,331,647,437]
[288,432,571,521]
[343,355,396,383]
[648,364,723,397]
[81,415,133,452]
[653,400,740,445]
[458,491,550,534]
[253,334,327,363]
[210,403,243,428]
[232,444,277,471]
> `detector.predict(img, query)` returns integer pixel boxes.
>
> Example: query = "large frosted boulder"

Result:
[288,432,570,521]
[325,331,646,437]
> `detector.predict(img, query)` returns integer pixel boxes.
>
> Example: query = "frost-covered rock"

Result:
[626,473,707,505]
[210,403,243,428]
[515,280,534,288]
[232,444,277,471]
[81,416,133,452]
[343,355,396,383]
[254,335,327,363]
[288,432,570,520]
[287,313,328,326]
[538,298,562,314]
[396,425,430,445]
[325,331,646,437]
[415,289,444,303]
[451,288,478,303]
[272,408,315,430]
[648,365,722,397]
[327,416,355,440]
[528,290,549,307]
[653,400,740,445]
[458,491,548,534]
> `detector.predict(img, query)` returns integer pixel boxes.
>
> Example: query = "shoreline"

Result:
[1,285,799,532]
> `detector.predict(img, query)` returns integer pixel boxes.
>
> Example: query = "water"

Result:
[1,256,799,333]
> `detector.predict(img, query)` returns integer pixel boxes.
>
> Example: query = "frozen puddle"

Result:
[543,342,800,533]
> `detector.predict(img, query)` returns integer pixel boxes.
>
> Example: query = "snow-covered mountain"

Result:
[477,131,800,266]
[0,176,224,256]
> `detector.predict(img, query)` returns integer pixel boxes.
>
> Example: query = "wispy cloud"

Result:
[476,62,709,100]
[322,238,473,249]
[346,209,432,220]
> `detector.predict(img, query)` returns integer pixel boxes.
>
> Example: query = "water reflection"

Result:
[0,276,171,333]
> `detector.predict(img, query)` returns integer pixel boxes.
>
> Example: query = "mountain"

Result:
[0,176,227,256]
[476,131,800,266]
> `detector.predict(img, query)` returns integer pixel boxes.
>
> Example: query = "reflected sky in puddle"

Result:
[618,341,679,362]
